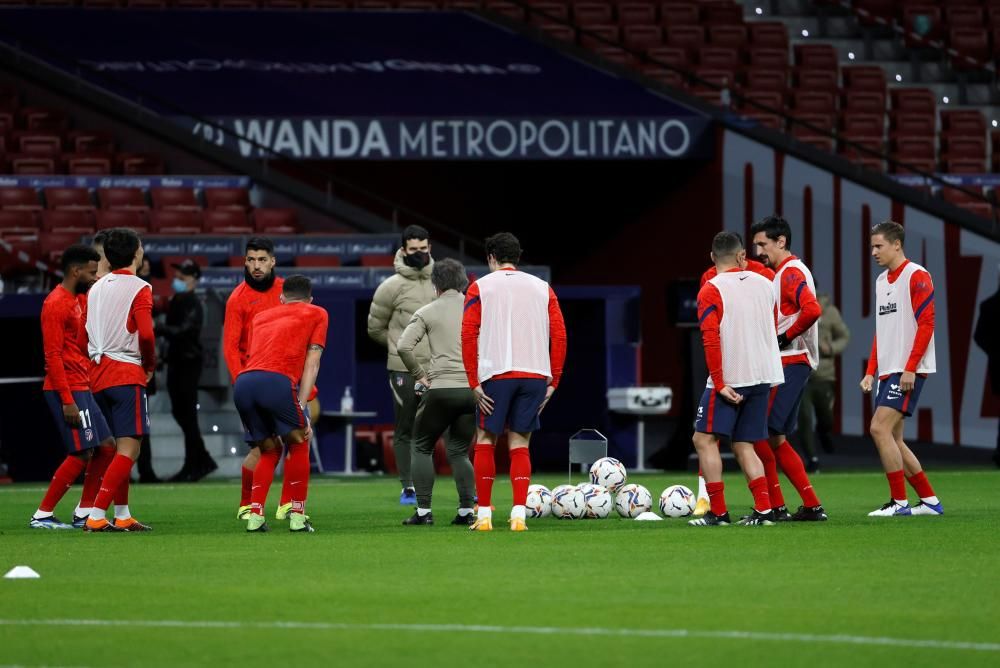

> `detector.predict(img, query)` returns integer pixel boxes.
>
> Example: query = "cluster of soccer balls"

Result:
[524,457,696,520]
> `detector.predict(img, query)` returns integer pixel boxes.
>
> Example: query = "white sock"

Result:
[88,507,107,521]
[893,499,909,507]
[74,503,82,516]
[477,506,492,520]
[416,507,432,516]
[457,507,474,517]
[510,505,526,521]
[33,510,53,519]
[697,475,708,501]
[114,504,131,521]
[921,495,940,505]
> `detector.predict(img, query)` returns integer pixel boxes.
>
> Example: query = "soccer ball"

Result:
[589,457,627,492]
[551,485,586,519]
[614,483,653,518]
[525,484,553,518]
[659,485,696,518]
[579,483,612,519]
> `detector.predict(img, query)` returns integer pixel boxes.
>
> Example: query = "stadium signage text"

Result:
[188,117,706,161]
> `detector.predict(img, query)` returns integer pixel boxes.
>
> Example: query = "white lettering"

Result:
[539,121,569,158]
[486,121,517,157]
[400,123,427,156]
[332,120,359,157]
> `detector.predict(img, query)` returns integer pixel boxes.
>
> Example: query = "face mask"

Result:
[172,278,188,293]
[244,267,277,292]
[403,251,430,269]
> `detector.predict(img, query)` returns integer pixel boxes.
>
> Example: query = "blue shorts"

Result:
[44,390,113,453]
[875,373,927,417]
[767,363,812,436]
[477,377,548,435]
[233,371,308,442]
[694,383,771,442]
[94,385,150,439]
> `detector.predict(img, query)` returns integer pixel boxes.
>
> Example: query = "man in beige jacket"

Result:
[396,258,476,526]
[367,225,436,504]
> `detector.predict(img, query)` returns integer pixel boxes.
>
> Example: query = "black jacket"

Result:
[158,291,204,365]
[974,289,1000,395]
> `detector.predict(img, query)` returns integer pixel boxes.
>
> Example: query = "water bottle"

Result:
[340,386,354,414]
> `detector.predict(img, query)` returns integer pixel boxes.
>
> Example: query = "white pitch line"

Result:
[0,619,997,653]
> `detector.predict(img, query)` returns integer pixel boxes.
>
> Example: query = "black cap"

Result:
[171,259,201,278]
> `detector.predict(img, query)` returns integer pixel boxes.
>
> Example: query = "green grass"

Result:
[1,470,999,667]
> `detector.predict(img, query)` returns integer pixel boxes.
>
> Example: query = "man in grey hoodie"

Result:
[367,225,436,504]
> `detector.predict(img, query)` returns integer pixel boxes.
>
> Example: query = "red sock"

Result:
[240,465,254,506]
[38,456,86,513]
[775,442,821,507]
[748,476,771,513]
[706,480,727,516]
[473,444,496,508]
[250,448,281,516]
[284,442,310,514]
[886,469,907,501]
[279,445,291,507]
[80,445,115,509]
[92,454,135,512]
[754,440,785,508]
[115,476,129,506]
[906,471,935,499]
[509,447,531,506]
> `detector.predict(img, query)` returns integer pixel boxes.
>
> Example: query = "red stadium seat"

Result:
[842,66,886,92]
[42,209,96,233]
[942,135,987,159]
[252,208,300,232]
[18,107,69,131]
[693,67,737,90]
[942,158,986,173]
[665,25,705,55]
[67,154,112,175]
[840,113,884,136]
[0,210,38,234]
[43,187,93,211]
[890,157,936,175]
[618,3,655,26]
[579,24,620,49]
[204,187,251,211]
[151,188,200,211]
[39,232,88,265]
[296,255,343,267]
[66,130,116,154]
[7,155,58,174]
[702,3,743,25]
[14,132,62,156]
[594,47,635,67]
[941,110,986,136]
[792,90,836,113]
[945,6,983,29]
[794,69,838,93]
[949,28,990,68]
[746,47,789,70]
[794,44,839,72]
[901,5,941,47]
[708,25,747,48]
[96,209,149,233]
[98,187,147,211]
[203,209,249,231]
[739,90,785,112]
[623,25,664,51]
[642,67,685,88]
[891,88,936,115]
[789,113,836,134]
[660,3,699,27]
[572,2,613,25]
[116,153,166,175]
[647,46,689,68]
[740,111,783,130]
[843,91,886,114]
[698,46,740,69]
[150,210,204,234]
[527,2,568,24]
[748,22,788,49]
[539,23,575,42]
[0,187,41,211]
[893,135,936,160]
[891,113,935,138]
[360,254,395,267]
[743,68,788,92]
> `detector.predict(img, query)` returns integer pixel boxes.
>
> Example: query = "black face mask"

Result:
[402,251,430,269]
[244,267,277,292]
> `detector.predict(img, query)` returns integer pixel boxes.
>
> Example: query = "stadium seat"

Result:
[901,5,942,47]
[593,47,635,67]
[572,2,613,25]
[891,88,936,115]
[843,91,886,114]
[296,255,343,267]
[708,25,747,48]
[945,6,983,28]
[698,46,739,69]
[794,69,838,93]
[18,107,69,132]
[890,157,936,175]
[116,153,166,175]
[66,154,112,175]
[746,47,789,70]
[6,155,58,174]
[0,210,38,234]
[0,236,40,275]
[151,187,200,211]
[539,23,575,42]
[941,135,986,160]
[794,44,839,73]
[744,68,788,92]
[643,67,685,88]
[0,187,41,211]
[942,157,986,173]
[40,232,88,265]
[701,3,742,26]
[894,135,936,160]
[659,3,699,27]
[618,3,655,26]
[949,28,990,68]
[98,187,147,211]
[43,187,93,211]
[841,113,884,136]
[748,22,788,49]
[665,25,705,55]
[360,254,395,267]
[647,46,689,68]
[692,67,737,90]
[789,112,836,133]
[527,2,568,24]
[41,209,96,233]
[739,90,785,113]
[204,187,251,211]
[68,130,115,153]
[740,111,783,130]
[252,207,300,232]
[96,209,149,233]
[203,209,249,231]
[623,25,664,51]
[150,210,203,234]
[842,66,887,92]
[13,132,62,156]
[890,113,935,140]
[941,110,986,136]
[792,90,837,113]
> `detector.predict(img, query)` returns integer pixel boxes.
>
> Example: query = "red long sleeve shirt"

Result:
[461,275,567,390]
[774,256,822,366]
[79,271,156,393]
[865,260,935,378]
[41,286,91,404]
[222,277,285,383]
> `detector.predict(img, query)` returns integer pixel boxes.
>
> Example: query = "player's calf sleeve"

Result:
[774,442,820,507]
[38,456,86,513]
[284,442,310,513]
[754,440,785,508]
[81,445,115,509]
[473,444,496,507]
[91,454,135,514]
[748,476,771,513]
[706,481,727,516]
[240,466,254,506]
[509,447,531,506]
[250,448,281,516]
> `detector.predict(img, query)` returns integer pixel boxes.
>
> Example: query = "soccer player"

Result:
[461,232,567,532]
[29,245,115,529]
[223,237,307,522]
[79,228,156,532]
[860,221,943,516]
[748,216,827,521]
[367,225,436,505]
[396,258,477,526]
[234,275,327,533]
[689,231,785,527]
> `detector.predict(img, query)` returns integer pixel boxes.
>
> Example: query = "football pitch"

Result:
[1,470,999,668]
